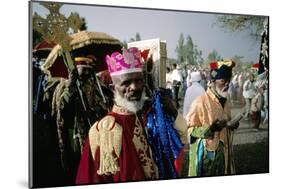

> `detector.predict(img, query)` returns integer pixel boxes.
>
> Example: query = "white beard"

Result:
[215,85,228,98]
[114,90,146,113]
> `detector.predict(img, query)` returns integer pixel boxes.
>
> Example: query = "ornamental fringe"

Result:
[51,78,72,169]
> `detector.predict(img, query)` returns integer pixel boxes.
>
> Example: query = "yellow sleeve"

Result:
[173,114,188,144]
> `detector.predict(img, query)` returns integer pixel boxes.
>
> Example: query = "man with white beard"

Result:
[76,47,188,184]
[185,60,240,177]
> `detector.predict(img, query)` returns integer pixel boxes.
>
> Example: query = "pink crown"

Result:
[105,47,143,76]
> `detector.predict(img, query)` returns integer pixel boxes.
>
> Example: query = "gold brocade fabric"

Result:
[186,88,235,174]
[112,105,134,115]
[89,105,158,178]
[89,115,122,175]
[112,105,158,179]
[132,117,158,179]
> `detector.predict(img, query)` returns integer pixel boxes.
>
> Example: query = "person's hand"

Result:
[159,88,178,117]
[210,119,227,132]
[227,122,240,131]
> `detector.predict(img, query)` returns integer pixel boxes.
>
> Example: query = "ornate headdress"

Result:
[105,47,143,76]
[74,56,96,68]
[209,59,235,80]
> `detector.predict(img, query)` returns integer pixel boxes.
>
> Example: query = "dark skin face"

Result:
[112,72,144,101]
[112,72,178,117]
[77,66,95,82]
[249,74,254,82]
[215,78,230,92]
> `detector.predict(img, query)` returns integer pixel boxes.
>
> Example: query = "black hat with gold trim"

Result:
[209,59,235,81]
[74,55,96,68]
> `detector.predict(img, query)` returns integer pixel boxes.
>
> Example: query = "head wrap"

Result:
[190,71,202,82]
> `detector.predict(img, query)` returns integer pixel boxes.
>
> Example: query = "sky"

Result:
[32,1,264,63]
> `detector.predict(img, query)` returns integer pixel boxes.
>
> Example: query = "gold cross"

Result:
[33,2,82,51]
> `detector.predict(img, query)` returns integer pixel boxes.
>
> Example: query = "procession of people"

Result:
[31,4,269,186]
[32,36,268,186]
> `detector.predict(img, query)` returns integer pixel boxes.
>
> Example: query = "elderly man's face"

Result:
[215,78,230,90]
[112,72,144,101]
[77,66,94,81]
[215,78,230,98]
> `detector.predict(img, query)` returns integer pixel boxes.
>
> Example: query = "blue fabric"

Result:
[207,151,215,160]
[197,139,204,176]
[146,89,183,179]
[196,140,216,175]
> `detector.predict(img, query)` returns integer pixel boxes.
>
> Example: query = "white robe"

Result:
[182,82,205,118]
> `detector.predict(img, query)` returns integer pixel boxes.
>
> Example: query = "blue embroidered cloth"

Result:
[146,89,183,179]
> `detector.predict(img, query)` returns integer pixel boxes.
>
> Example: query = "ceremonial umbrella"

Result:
[42,30,122,78]
[33,40,56,60]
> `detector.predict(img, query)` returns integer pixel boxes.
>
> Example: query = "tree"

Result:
[206,49,222,64]
[175,33,204,65]
[175,33,186,63]
[166,58,178,66]
[185,35,195,65]
[231,55,244,72]
[122,40,128,49]
[135,32,141,41]
[194,47,204,65]
[68,12,88,33]
[215,15,265,41]
[80,17,87,31]
[129,32,142,42]
[33,29,43,47]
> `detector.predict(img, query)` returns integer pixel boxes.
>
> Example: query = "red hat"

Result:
[252,63,259,70]
[210,61,218,70]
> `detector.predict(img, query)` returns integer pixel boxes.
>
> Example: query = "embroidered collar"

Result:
[112,104,135,115]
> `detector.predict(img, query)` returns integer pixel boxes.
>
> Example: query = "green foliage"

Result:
[175,33,186,63]
[175,33,204,65]
[215,15,266,41]
[195,47,204,65]
[33,29,43,47]
[185,35,195,65]
[122,40,128,49]
[230,55,244,73]
[129,32,142,42]
[80,17,87,31]
[68,12,88,32]
[205,49,222,64]
[135,32,141,41]
[166,58,178,66]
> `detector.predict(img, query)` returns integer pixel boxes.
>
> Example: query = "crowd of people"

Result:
[32,45,268,186]
[166,63,268,131]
